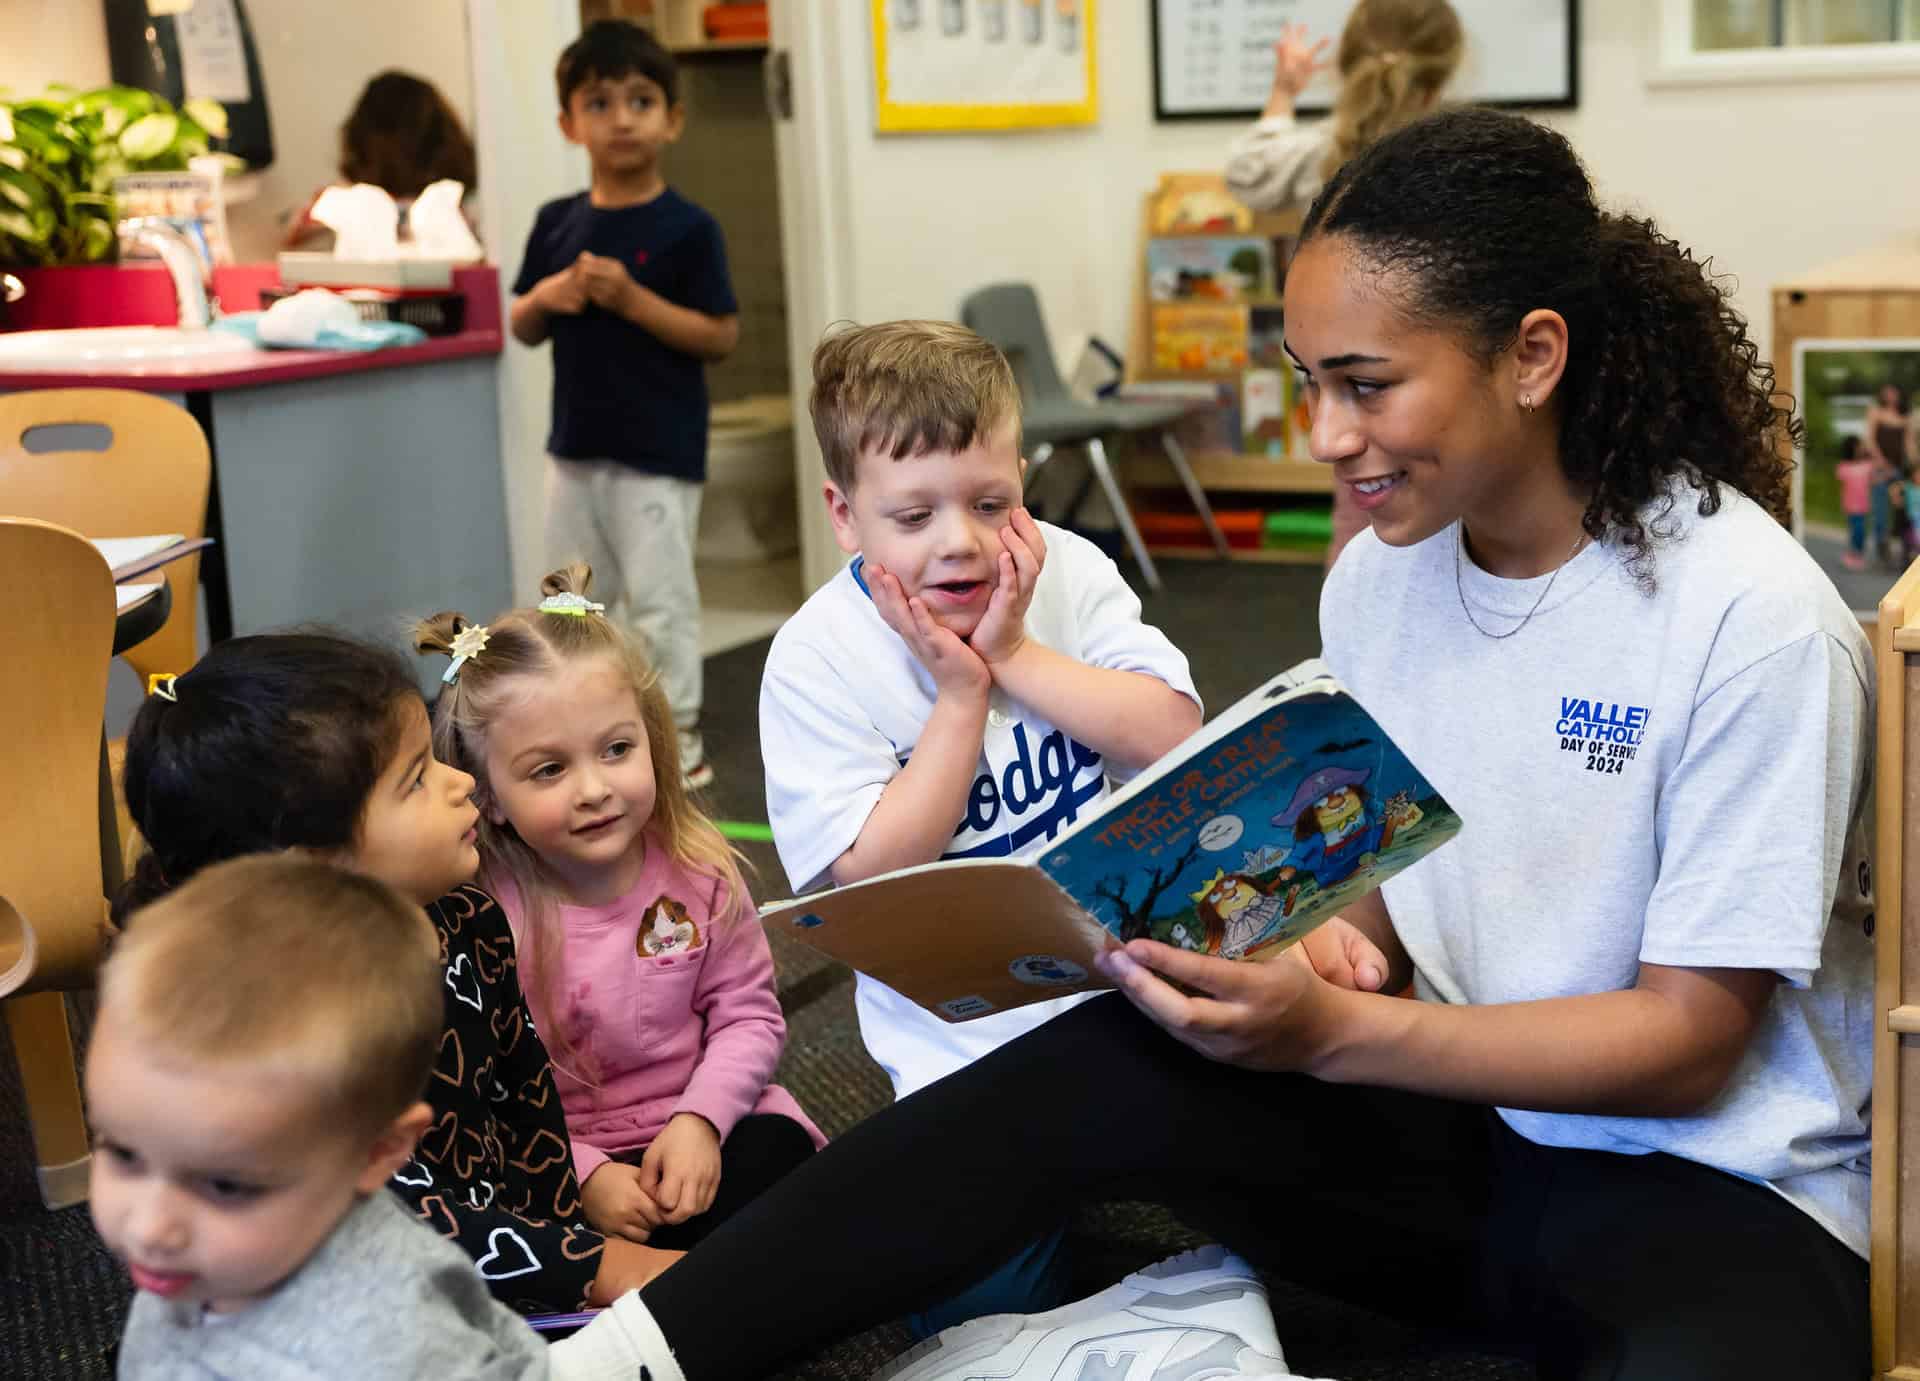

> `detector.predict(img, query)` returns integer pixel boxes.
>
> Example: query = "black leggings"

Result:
[640,994,1867,1379]
[619,1113,817,1252]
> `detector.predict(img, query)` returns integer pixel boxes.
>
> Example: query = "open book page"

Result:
[89,535,213,583]
[1037,665,1460,961]
[758,860,1116,1021]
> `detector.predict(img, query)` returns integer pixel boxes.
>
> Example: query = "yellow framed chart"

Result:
[872,0,1099,133]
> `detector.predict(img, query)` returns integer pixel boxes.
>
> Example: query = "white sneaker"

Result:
[872,1246,1294,1380]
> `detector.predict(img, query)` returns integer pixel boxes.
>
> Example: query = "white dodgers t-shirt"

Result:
[760,522,1199,1098]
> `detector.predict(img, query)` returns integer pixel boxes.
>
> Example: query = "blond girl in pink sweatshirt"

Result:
[418,565,822,1250]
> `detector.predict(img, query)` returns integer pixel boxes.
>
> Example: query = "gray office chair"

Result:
[961,282,1229,591]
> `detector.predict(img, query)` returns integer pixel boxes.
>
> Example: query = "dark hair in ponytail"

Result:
[116,632,421,923]
[1300,107,1796,578]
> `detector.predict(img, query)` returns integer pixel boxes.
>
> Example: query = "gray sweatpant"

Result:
[545,457,703,730]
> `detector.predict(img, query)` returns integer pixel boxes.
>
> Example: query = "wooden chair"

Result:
[0,518,117,1208]
[0,388,212,869]
[0,388,210,688]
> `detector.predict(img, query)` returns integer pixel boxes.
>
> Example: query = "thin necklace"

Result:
[1454,524,1589,640]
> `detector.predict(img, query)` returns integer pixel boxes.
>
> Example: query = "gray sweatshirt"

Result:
[117,1190,657,1380]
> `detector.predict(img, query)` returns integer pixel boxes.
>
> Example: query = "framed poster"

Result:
[1150,0,1577,122]
[873,0,1099,133]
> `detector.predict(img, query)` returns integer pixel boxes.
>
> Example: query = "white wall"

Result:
[0,0,475,264]
[810,1,1919,370]
[0,1,111,95]
[232,0,475,261]
[467,0,588,598]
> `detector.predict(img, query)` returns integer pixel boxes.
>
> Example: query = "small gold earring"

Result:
[1522,395,1535,414]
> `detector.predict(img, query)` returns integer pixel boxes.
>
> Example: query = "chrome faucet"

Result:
[117,217,217,328]
[0,272,21,330]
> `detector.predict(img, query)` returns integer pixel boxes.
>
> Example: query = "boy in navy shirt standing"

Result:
[511,20,738,787]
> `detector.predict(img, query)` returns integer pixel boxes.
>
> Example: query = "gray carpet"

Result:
[0,552,1529,1379]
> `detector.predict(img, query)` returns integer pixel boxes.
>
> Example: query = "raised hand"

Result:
[1267,22,1331,108]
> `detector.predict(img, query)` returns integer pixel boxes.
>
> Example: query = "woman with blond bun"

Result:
[1226,0,1464,569]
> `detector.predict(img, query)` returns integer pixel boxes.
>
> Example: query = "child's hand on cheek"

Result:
[636,1113,722,1227]
[969,507,1047,668]
[580,1161,665,1243]
[867,562,990,702]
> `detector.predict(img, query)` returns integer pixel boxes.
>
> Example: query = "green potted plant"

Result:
[0,85,230,267]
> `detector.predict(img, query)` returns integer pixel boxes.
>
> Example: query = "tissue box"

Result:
[261,286,466,337]
[277,252,455,291]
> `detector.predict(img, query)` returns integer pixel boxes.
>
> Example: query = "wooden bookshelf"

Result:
[1121,449,1330,495]
[1147,544,1325,566]
[1125,174,1325,564]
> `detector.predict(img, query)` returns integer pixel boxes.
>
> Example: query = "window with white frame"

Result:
[1693,0,1920,50]
[1655,0,1920,83]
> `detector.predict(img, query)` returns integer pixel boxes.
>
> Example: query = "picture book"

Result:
[1151,303,1249,374]
[1242,368,1290,457]
[760,660,1462,1022]
[1148,174,1253,235]
[1147,237,1273,304]
[1248,305,1286,369]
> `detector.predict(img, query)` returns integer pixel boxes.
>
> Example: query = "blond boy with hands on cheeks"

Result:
[760,320,1199,1327]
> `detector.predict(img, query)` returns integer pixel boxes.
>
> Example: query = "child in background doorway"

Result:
[97,856,662,1378]
[419,565,822,1252]
[510,19,739,789]
[1836,435,1872,570]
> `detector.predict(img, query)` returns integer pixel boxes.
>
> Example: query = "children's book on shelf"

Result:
[1149,174,1252,235]
[760,660,1462,1023]
[1243,368,1291,457]
[1147,237,1274,304]
[1150,303,1249,374]
[1248,305,1286,369]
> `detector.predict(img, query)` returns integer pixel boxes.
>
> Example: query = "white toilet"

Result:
[700,393,799,562]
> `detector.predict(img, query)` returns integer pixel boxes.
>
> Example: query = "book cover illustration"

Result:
[1241,367,1290,457]
[1151,303,1249,374]
[1148,236,1273,303]
[760,663,1460,1021]
[1149,175,1253,235]
[1037,687,1460,963]
[1248,305,1286,368]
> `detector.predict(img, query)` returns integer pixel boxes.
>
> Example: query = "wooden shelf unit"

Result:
[1147,544,1324,566]
[1124,174,1322,563]
[1781,237,1920,1381]
[1120,448,1329,495]
[582,0,769,56]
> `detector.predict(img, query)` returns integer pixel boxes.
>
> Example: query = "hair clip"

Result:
[537,592,606,618]
[147,672,179,702]
[443,623,490,684]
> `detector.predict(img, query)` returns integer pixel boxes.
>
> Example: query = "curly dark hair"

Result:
[1300,107,1796,581]
[339,71,477,202]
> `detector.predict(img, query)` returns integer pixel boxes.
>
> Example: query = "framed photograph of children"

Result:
[1792,338,1920,599]
[872,0,1099,132]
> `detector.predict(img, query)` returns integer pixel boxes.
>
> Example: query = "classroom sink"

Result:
[0,326,261,370]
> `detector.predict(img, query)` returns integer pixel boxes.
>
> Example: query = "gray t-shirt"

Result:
[1321,487,1874,1257]
[118,1190,554,1380]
